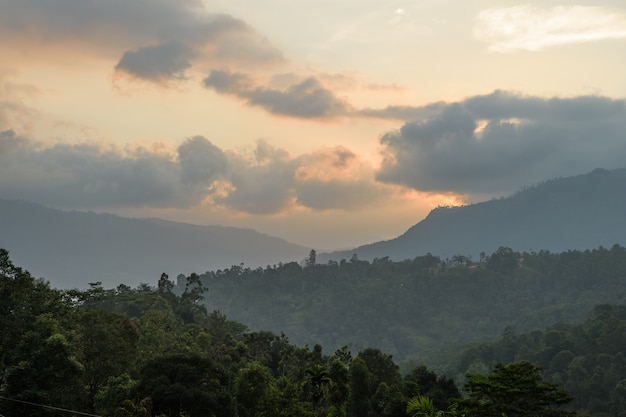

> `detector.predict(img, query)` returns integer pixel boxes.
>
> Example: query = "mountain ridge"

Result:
[320,168,626,263]
[0,199,309,289]
[2,167,625,288]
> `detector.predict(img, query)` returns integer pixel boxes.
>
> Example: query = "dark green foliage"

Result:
[357,348,402,392]
[235,362,280,417]
[4,318,84,416]
[328,358,350,414]
[303,364,332,406]
[0,251,457,417]
[135,354,233,417]
[486,246,519,273]
[445,304,626,416]
[404,366,460,410]
[348,357,371,417]
[0,249,79,415]
[0,248,68,373]
[9,248,626,417]
[457,361,574,417]
[197,244,626,363]
[74,308,140,408]
[94,373,138,416]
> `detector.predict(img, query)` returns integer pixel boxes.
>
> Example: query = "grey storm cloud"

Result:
[0,135,229,209]
[178,136,229,184]
[0,134,386,214]
[376,91,626,196]
[203,70,252,94]
[0,0,283,82]
[204,70,352,118]
[219,152,298,215]
[115,42,194,82]
[0,130,27,154]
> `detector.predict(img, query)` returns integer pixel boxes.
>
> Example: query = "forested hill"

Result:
[320,168,626,263]
[197,244,626,364]
[0,199,308,289]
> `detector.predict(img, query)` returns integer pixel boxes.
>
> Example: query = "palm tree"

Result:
[407,395,457,417]
[304,364,333,406]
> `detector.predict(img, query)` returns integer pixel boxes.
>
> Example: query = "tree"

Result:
[404,365,460,410]
[75,308,139,409]
[0,249,68,375]
[327,358,350,415]
[235,362,279,417]
[303,364,332,412]
[182,272,208,304]
[135,354,233,417]
[407,395,458,417]
[3,318,84,416]
[457,361,575,417]
[94,373,138,416]
[137,302,186,359]
[348,357,371,417]
[157,272,174,295]
[179,273,208,323]
[486,247,519,273]
[306,250,317,267]
[357,348,402,392]
[114,398,153,417]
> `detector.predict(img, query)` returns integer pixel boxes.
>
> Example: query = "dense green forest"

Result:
[439,304,626,417]
[2,246,626,416]
[192,245,626,362]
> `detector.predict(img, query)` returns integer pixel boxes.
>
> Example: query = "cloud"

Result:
[0,130,27,154]
[178,136,229,184]
[204,70,352,118]
[0,135,228,209]
[218,142,298,214]
[0,0,284,82]
[376,91,626,196]
[115,42,194,82]
[388,8,408,25]
[474,5,626,52]
[0,134,388,214]
[0,72,40,132]
[216,141,389,213]
[295,147,391,210]
[358,102,447,121]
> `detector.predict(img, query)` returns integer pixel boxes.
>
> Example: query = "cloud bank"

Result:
[377,91,626,195]
[0,133,387,214]
[0,0,284,83]
[475,5,626,52]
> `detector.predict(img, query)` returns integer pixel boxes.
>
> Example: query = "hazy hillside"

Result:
[0,199,309,288]
[320,168,626,263]
[3,167,624,289]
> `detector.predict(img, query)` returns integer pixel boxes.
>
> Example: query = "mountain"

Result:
[0,199,309,289]
[321,168,626,263]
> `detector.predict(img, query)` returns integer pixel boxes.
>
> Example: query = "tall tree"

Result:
[348,357,371,417]
[0,249,68,374]
[135,353,233,417]
[3,316,84,416]
[235,362,279,417]
[74,308,139,410]
[457,361,575,417]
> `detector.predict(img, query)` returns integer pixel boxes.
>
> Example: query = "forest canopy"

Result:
[1,247,626,416]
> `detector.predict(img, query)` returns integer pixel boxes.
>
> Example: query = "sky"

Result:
[1,0,626,250]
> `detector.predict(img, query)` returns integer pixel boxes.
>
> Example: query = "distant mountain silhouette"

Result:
[321,168,626,263]
[0,200,308,289]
